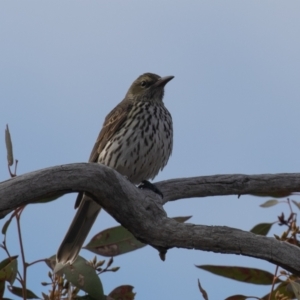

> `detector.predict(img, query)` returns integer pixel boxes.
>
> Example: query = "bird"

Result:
[56,73,174,264]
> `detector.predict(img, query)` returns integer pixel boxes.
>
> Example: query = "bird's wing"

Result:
[88,99,133,163]
[74,99,133,209]
[58,100,134,263]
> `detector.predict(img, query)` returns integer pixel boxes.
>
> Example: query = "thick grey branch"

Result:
[157,173,300,204]
[0,163,300,274]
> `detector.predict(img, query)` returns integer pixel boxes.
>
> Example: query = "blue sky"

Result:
[1,1,300,299]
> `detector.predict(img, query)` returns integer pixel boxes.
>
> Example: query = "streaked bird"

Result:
[57,73,174,264]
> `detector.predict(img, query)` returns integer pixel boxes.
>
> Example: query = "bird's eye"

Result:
[140,81,147,87]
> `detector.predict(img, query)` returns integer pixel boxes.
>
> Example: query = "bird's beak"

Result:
[154,76,174,87]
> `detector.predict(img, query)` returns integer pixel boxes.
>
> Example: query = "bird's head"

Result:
[126,73,174,102]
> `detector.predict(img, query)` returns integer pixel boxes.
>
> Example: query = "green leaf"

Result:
[2,217,13,235]
[45,255,56,270]
[108,285,135,300]
[290,281,300,300]
[225,295,251,300]
[34,193,65,204]
[84,226,146,257]
[262,281,296,300]
[5,124,13,166]
[250,223,273,236]
[259,199,279,208]
[85,217,190,257]
[0,256,18,285]
[8,286,39,299]
[48,255,104,300]
[292,200,300,210]
[172,216,192,223]
[196,265,280,285]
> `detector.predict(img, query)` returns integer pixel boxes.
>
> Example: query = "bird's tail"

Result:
[56,195,101,264]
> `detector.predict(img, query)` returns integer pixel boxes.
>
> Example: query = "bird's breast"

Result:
[98,102,173,184]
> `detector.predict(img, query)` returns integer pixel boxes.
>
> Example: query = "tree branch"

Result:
[1,163,300,274]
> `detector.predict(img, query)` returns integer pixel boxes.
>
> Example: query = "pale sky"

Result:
[1,1,300,299]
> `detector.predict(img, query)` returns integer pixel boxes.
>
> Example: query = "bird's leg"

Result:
[138,180,163,198]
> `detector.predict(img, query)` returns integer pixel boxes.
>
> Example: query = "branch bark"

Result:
[1,163,300,274]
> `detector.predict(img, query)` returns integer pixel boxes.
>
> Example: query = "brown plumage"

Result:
[57,73,174,264]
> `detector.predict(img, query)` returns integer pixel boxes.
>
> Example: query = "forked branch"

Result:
[0,163,300,274]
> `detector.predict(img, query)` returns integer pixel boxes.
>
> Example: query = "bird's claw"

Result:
[138,180,163,198]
